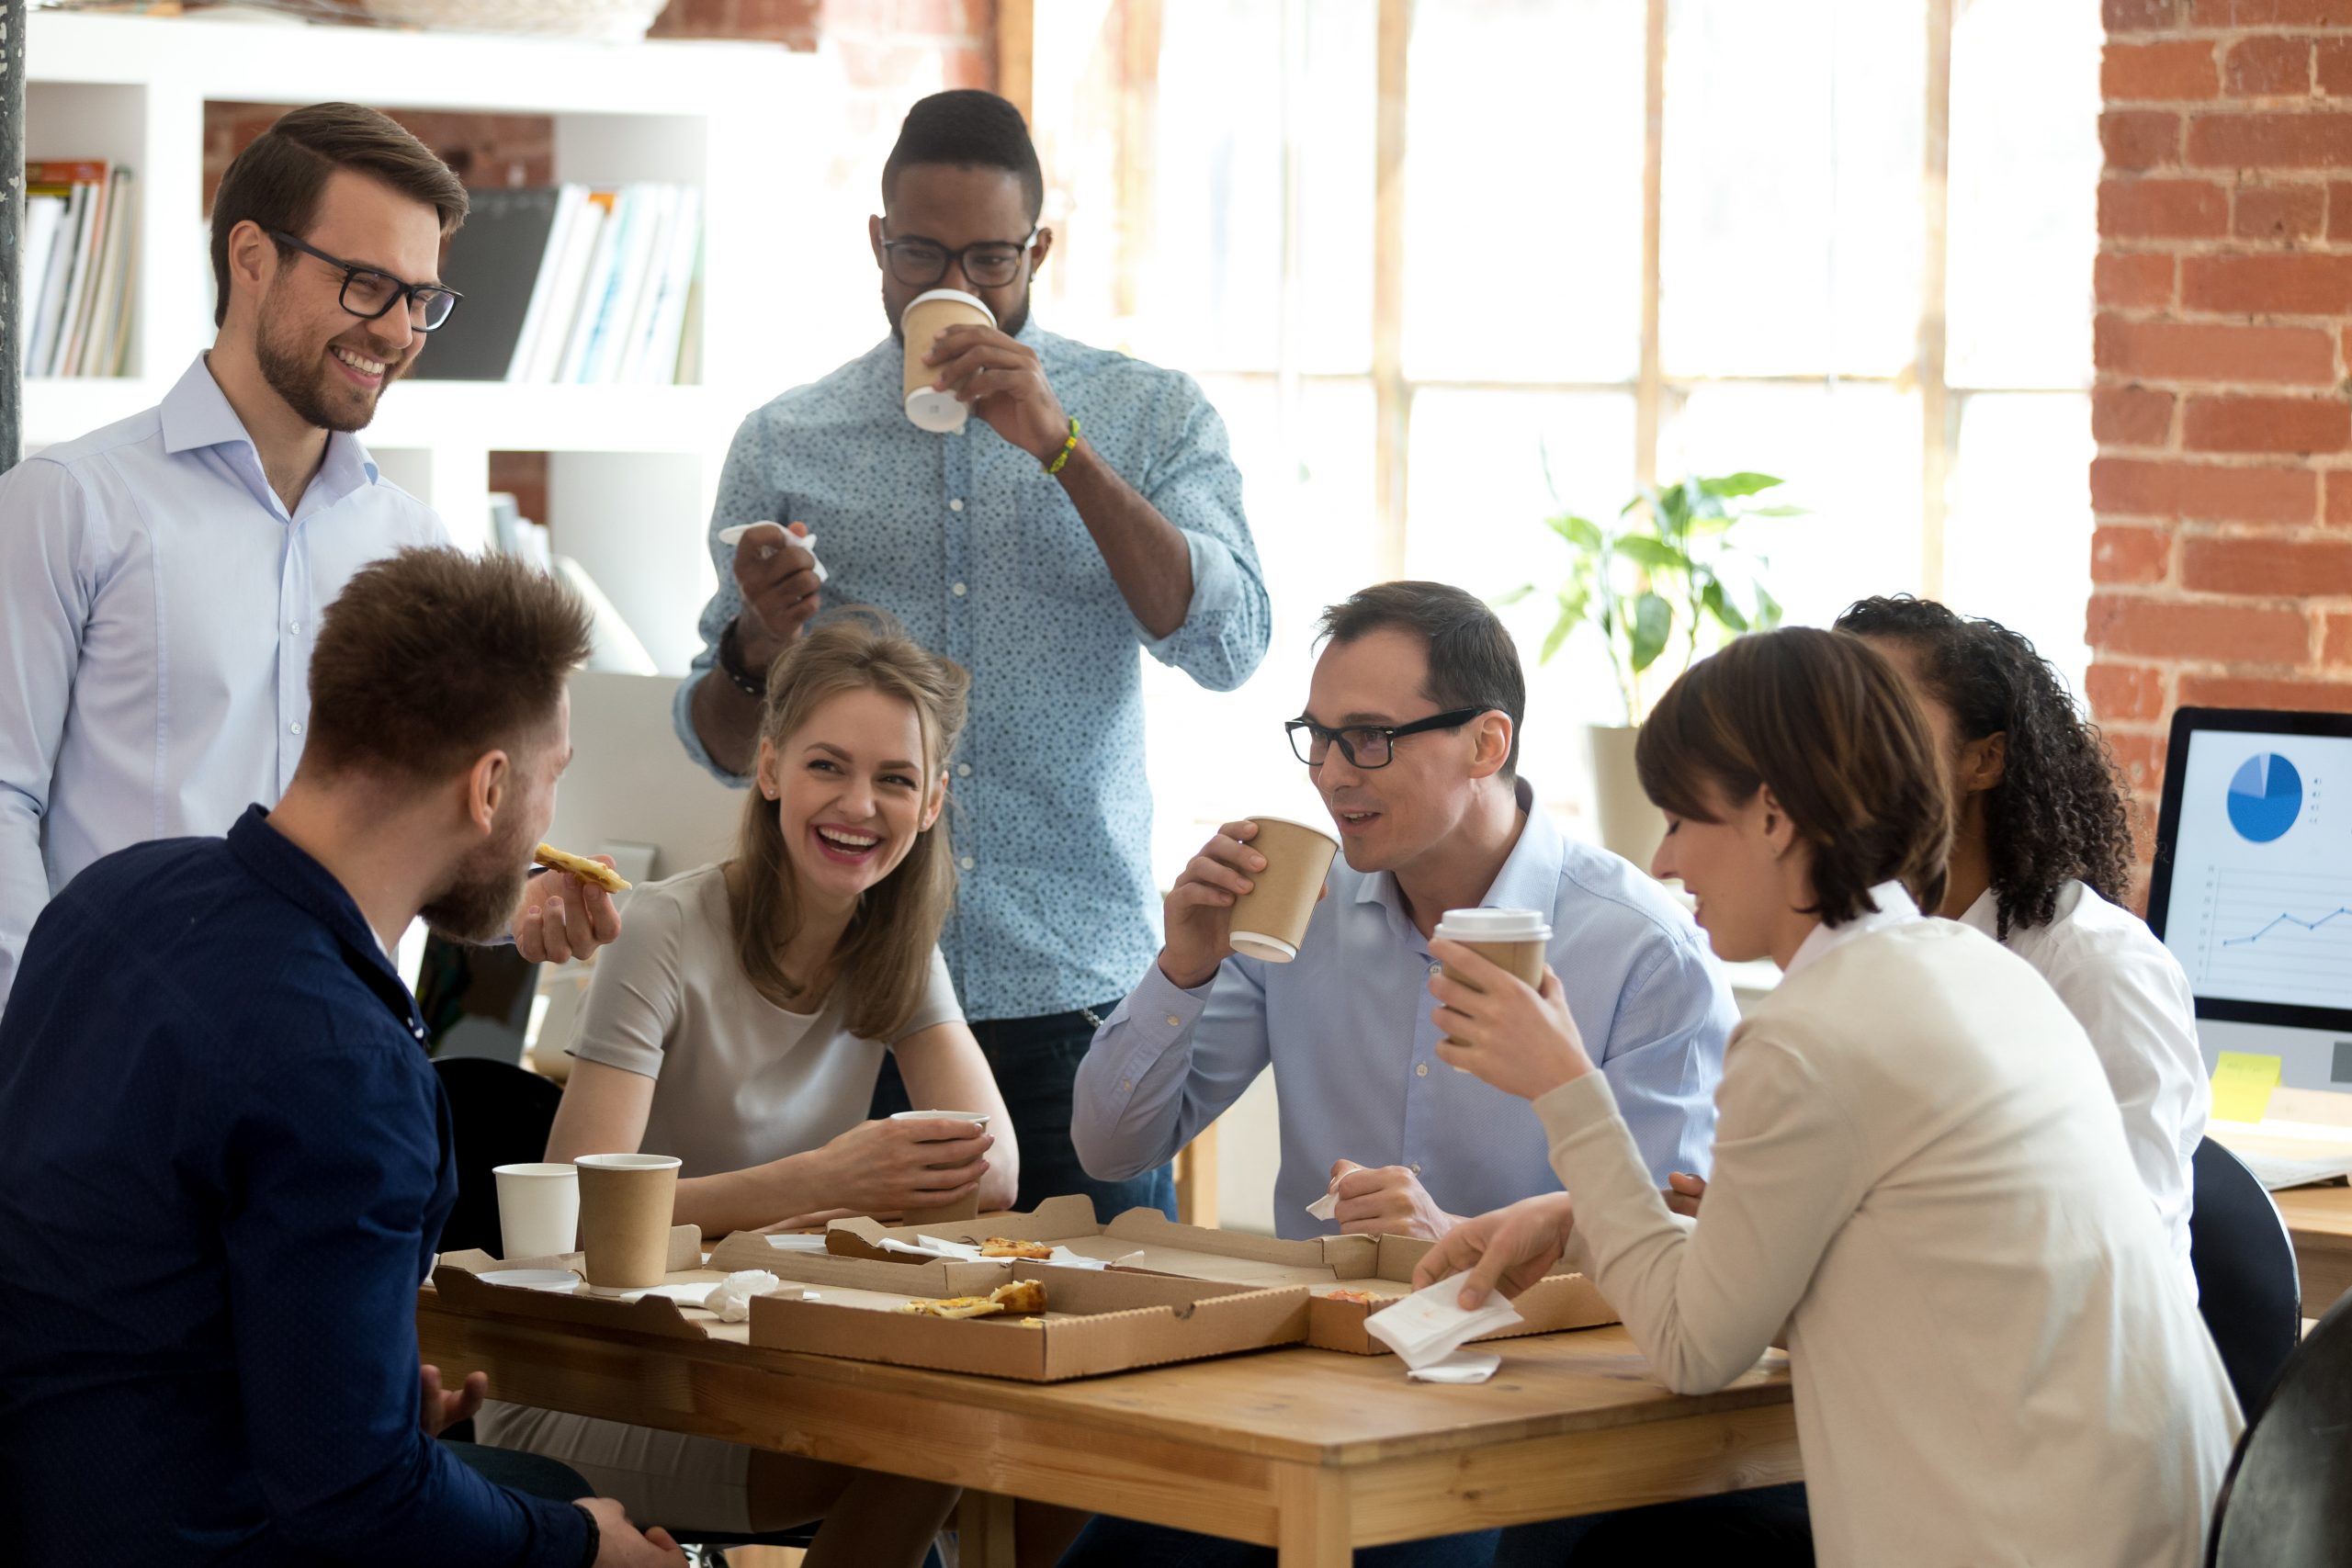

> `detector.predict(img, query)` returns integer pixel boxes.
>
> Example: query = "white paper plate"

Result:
[476,1269,581,1293]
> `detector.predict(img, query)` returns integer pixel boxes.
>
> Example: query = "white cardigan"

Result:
[1536,917,2240,1568]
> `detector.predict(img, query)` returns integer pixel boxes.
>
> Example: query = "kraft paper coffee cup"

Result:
[492,1162,579,1260]
[1228,816,1340,963]
[1434,908,1553,1052]
[573,1153,682,1288]
[891,1111,990,1224]
[901,288,994,433]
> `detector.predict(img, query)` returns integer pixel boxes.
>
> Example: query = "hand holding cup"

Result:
[816,1114,992,1219]
[1428,943,1594,1102]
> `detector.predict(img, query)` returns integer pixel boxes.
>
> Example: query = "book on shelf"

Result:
[21,161,137,378]
[413,183,701,386]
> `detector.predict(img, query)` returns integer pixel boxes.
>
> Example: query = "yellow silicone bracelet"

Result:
[1045,416,1080,476]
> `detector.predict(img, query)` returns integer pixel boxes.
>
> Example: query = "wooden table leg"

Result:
[958,1489,1018,1568]
[1275,1462,1351,1568]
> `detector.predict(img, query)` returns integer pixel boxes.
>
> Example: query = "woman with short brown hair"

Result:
[1416,628,2238,1568]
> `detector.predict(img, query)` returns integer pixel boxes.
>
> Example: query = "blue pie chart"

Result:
[2227,752,2302,843]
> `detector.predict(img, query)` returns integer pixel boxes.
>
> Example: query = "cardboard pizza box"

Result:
[745,1261,1311,1382]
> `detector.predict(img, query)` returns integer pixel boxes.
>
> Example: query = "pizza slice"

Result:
[898,1295,1004,1320]
[533,842,632,894]
[989,1280,1047,1314]
[978,1237,1054,1259]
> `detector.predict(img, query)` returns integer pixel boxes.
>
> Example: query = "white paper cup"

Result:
[889,1109,992,1132]
[492,1162,579,1259]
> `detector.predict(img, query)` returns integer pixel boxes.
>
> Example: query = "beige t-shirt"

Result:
[564,862,963,1178]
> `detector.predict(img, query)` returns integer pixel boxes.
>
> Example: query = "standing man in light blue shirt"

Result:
[0,105,615,1011]
[676,91,1270,1224]
[1072,581,1735,1243]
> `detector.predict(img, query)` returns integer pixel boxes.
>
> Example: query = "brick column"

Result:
[2092,0,2352,885]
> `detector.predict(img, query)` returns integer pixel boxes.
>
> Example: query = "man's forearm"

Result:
[1057,442,1194,639]
[686,661,764,779]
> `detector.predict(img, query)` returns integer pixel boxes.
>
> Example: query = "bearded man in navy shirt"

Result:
[0,548,682,1567]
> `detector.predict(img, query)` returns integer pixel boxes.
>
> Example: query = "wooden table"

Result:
[2276,1184,2352,1311]
[419,1296,1798,1567]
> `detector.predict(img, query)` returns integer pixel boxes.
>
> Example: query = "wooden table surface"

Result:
[2277,1184,2352,1311]
[418,1293,1798,1567]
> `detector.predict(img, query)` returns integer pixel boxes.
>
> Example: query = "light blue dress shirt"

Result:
[1071,779,1736,1240]
[674,320,1271,1021]
[0,355,444,1009]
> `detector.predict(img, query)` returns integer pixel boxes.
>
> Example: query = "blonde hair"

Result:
[729,612,970,1039]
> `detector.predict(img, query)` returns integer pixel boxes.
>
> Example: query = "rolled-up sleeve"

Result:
[673,411,778,785]
[1133,381,1271,694]
[0,459,96,1012]
[1072,958,1270,1181]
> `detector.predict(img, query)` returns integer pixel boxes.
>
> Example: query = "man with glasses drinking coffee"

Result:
[1073,581,1736,1245]
[677,89,1268,1224]
[0,104,616,1012]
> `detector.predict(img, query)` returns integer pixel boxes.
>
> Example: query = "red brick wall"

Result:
[2093,0,2352,879]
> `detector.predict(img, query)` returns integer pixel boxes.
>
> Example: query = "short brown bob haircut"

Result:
[209,103,469,328]
[1634,626,1951,925]
[304,547,592,783]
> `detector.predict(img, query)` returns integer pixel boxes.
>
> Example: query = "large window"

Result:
[1031,0,2099,884]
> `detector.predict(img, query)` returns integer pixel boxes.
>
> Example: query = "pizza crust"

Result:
[533,842,632,893]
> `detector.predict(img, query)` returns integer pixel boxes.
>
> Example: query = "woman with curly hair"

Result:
[1831,595,2204,1296]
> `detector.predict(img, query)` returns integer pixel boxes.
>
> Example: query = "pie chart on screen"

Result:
[2226,752,2302,843]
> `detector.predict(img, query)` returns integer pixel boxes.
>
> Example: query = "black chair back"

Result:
[2207,1288,2352,1566]
[432,1056,563,1258]
[2188,1137,2302,1416]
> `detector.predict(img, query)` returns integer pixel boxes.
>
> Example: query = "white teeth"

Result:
[331,345,387,375]
[816,826,879,848]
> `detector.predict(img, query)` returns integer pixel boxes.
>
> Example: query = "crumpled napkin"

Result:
[1306,1191,1340,1222]
[717,522,828,583]
[1363,1271,1523,1371]
[701,1269,781,1323]
[1406,1350,1502,1384]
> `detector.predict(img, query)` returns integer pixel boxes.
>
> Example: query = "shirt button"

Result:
[1165,1013,1182,1028]
[949,498,965,513]
[960,855,975,870]
[1122,1079,1134,1092]
[1410,1163,1423,1176]
[956,762,972,777]
[1428,964,1443,978]
[951,581,968,597]
[287,620,301,634]
[1416,1063,1429,1077]
[289,721,303,736]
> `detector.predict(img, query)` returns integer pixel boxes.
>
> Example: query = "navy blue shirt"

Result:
[0,807,589,1567]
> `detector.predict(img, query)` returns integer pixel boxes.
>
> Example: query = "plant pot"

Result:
[1587,723,1668,872]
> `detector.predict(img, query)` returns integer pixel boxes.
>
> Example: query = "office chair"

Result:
[2188,1138,2303,1417]
[2205,1287,2352,1565]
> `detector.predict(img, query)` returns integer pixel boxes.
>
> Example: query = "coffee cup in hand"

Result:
[901,289,995,433]
[1432,908,1552,1053]
[1227,816,1340,963]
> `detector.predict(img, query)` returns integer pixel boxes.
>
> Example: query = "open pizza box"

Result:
[742,1260,1312,1382]
[432,1224,749,1342]
[818,1195,1616,1355]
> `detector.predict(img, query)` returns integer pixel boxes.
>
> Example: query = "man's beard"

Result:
[421,829,533,945]
[255,290,392,434]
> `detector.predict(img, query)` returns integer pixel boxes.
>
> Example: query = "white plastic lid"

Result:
[1431,908,1552,942]
[904,387,969,432]
[905,287,995,321]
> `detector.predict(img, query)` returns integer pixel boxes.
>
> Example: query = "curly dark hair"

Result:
[1834,595,2135,937]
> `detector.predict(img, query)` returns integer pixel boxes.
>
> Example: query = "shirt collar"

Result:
[226,806,424,1040]
[158,353,382,493]
[1359,777,1562,928]
[1956,886,1998,937]
[1784,880,1924,978]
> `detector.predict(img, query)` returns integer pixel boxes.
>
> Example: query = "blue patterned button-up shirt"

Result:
[675,321,1271,1021]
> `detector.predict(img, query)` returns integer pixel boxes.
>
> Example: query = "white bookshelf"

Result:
[20,10,811,674]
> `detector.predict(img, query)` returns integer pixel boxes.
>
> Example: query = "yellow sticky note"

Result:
[2211,1052,2283,1124]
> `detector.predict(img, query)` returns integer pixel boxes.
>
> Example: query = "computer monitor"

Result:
[2146,706,2352,1091]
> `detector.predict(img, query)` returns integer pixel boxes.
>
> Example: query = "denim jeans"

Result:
[872,1000,1177,1223]
[1057,1516,1498,1568]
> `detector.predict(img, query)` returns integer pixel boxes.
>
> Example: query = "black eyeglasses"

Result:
[879,228,1040,289]
[1285,708,1487,770]
[268,231,463,332]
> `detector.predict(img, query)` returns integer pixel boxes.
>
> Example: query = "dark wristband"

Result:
[718,617,767,700]
[572,1500,600,1567]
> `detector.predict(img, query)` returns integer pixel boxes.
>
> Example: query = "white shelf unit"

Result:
[20,11,810,675]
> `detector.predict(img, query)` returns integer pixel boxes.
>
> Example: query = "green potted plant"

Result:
[1502,465,1798,864]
